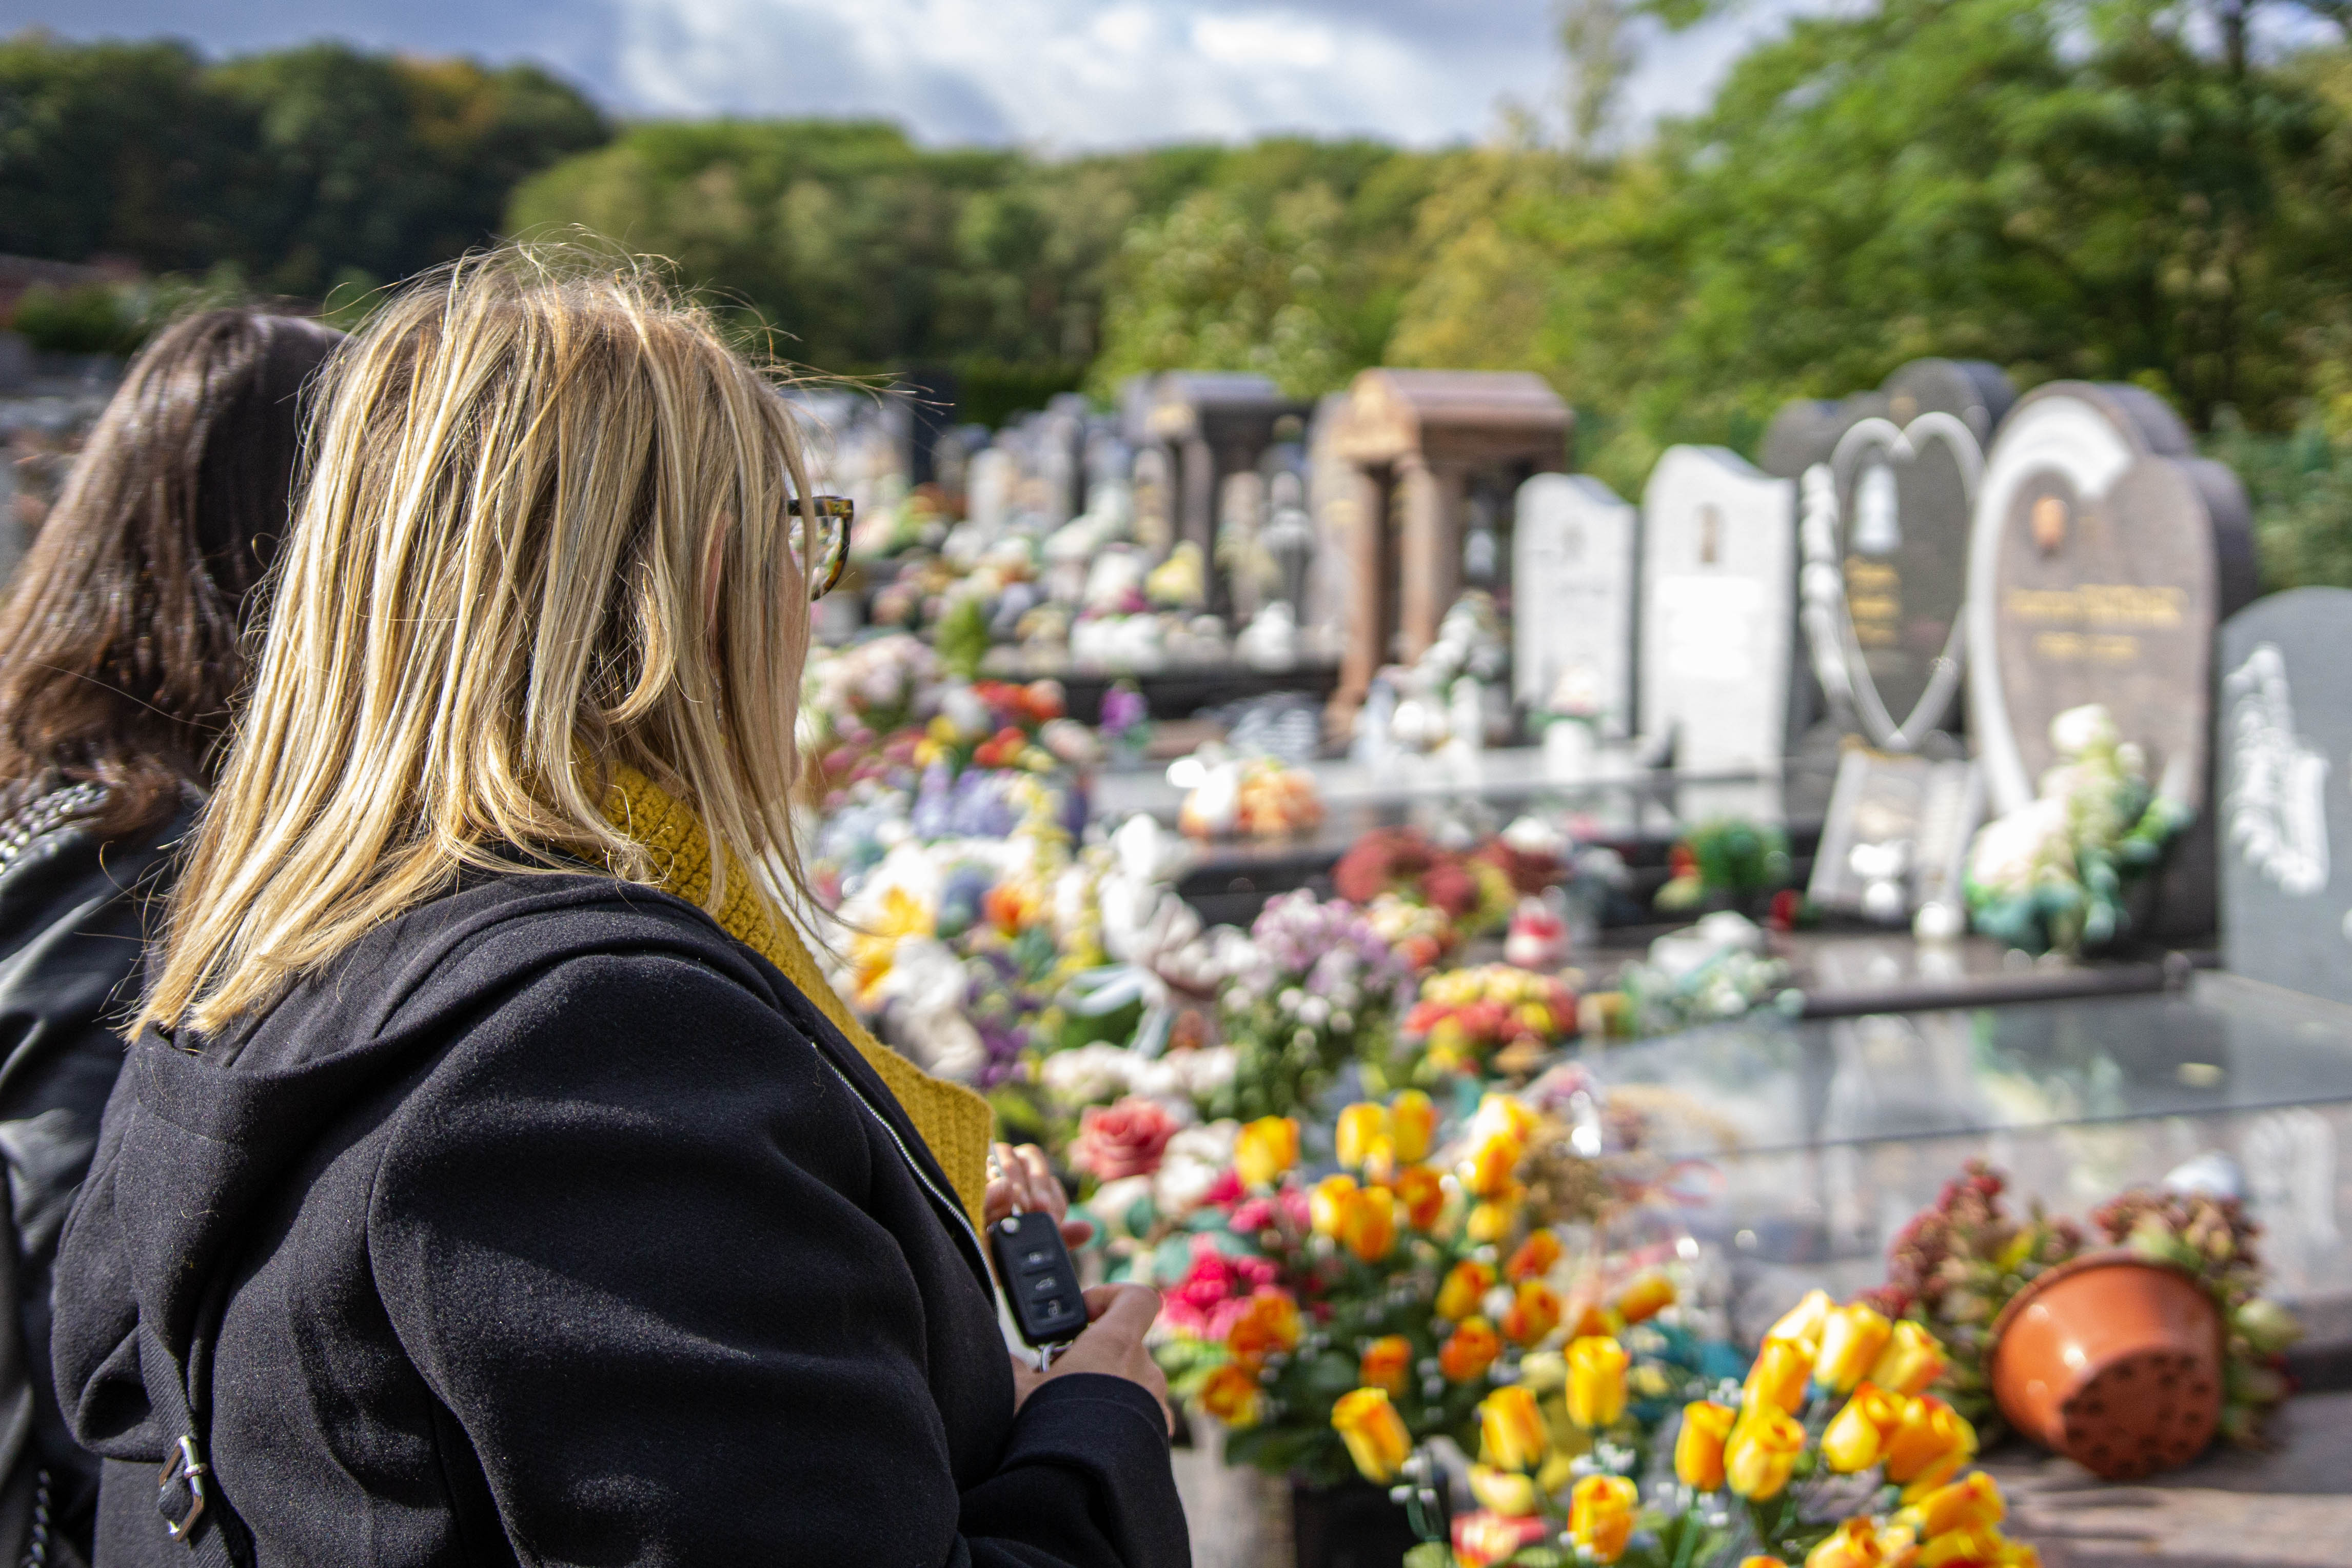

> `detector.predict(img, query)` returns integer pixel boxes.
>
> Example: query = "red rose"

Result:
[1073,1096,1178,1181]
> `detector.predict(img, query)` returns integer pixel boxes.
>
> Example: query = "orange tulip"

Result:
[1198,1362,1264,1428]
[1224,1290,1302,1368]
[1503,1280,1563,1346]
[1882,1396,1977,1493]
[1338,1187,1398,1263]
[1769,1288,1833,1353]
[1806,1518,1889,1568]
[1234,1116,1299,1187]
[1439,1317,1503,1382]
[1675,1399,1737,1490]
[1744,1337,1813,1416]
[1389,1089,1437,1163]
[1814,1302,1895,1394]
[1870,1320,1948,1397]
[1436,1260,1497,1323]
[1393,1164,1445,1229]
[1309,1174,1358,1236]
[1358,1335,1412,1397]
[1565,1335,1630,1429]
[1478,1384,1550,1472]
[1331,1387,1413,1483]
[1900,1471,2005,1538]
[1455,1510,1548,1568]
[1569,1475,1638,1565]
[1467,1197,1519,1242]
[1725,1407,1806,1500]
[1506,1229,1563,1281]
[1615,1271,1677,1325]
[1821,1382,1907,1474]
[1336,1102,1389,1171]
[1918,1527,2019,1567]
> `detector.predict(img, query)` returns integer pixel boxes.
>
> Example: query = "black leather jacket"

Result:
[0,787,193,1557]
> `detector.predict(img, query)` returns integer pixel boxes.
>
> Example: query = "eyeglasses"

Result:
[793,494,854,601]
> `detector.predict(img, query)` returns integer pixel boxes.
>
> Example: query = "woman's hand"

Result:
[1010,1284,1171,1432]
[984,1142,1092,1247]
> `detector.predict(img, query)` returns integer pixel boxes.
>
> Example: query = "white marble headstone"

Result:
[1638,447,1797,772]
[965,448,1015,536]
[1511,473,1637,733]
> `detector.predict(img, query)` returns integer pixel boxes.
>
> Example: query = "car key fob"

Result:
[989,1211,1087,1347]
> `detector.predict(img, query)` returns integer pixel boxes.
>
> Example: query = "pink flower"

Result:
[1161,1237,1279,1339]
[1073,1097,1179,1182]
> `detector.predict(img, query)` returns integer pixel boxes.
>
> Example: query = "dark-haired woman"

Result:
[0,309,342,1561]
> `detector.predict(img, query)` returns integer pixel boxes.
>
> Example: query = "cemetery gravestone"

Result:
[1639,447,1797,774]
[1773,361,2014,751]
[1808,749,1982,921]
[1511,472,1638,736]
[2219,587,2352,1006]
[1968,382,2256,934]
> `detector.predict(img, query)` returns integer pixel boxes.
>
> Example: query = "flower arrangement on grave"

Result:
[1962,704,2192,957]
[1605,912,1794,1039]
[1396,965,1580,1084]
[1655,818,1793,914]
[1414,1284,2035,1568]
[1176,755,1324,840]
[1211,891,1414,1120]
[1865,1161,2298,1447]
[1333,827,1526,941]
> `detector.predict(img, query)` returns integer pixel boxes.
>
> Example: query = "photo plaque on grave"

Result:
[1638,446,1796,775]
[1511,472,1637,733]
[2219,587,2352,1006]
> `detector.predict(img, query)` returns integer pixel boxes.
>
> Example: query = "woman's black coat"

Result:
[51,872,1187,1567]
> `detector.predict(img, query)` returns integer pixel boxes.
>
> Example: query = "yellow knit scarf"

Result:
[601,764,992,1228]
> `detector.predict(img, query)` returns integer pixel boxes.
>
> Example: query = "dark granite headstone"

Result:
[1968,382,2257,937]
[1772,360,2014,751]
[2219,588,2352,1004]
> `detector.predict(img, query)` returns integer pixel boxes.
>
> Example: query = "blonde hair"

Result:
[142,251,821,1037]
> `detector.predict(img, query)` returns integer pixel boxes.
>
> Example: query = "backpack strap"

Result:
[135,1265,249,1567]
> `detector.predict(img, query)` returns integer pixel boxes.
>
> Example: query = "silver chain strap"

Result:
[0,783,108,881]
[24,1466,50,1568]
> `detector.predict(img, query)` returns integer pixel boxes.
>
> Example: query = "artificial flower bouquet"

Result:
[1396,965,1581,1084]
[1655,819,1794,915]
[1868,1162,2298,1445]
[1400,1286,2037,1568]
[1963,704,2190,957]
[1212,891,1414,1121]
[1333,827,1529,942]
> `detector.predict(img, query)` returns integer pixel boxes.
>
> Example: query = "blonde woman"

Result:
[51,257,1180,1567]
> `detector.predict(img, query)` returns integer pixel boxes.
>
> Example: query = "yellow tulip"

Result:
[1805,1518,1888,1568]
[1743,1337,1813,1416]
[1565,1335,1629,1430]
[1821,1382,1907,1474]
[1467,1197,1519,1242]
[1338,1187,1398,1263]
[1900,1471,2005,1538]
[1464,1136,1523,1198]
[1478,1384,1550,1472]
[1741,1560,1788,1568]
[1309,1174,1358,1237]
[1223,1291,1302,1369]
[1870,1320,1948,1397]
[1198,1363,1264,1428]
[1503,1280,1563,1347]
[1393,1164,1445,1229]
[1674,1400,1736,1490]
[1768,1287,1834,1352]
[1389,1089,1437,1163]
[1814,1302,1895,1393]
[1439,1317,1502,1383]
[1358,1335,1412,1397]
[1467,1463,1543,1518]
[1615,1271,1677,1325]
[1724,1407,1806,1500]
[1336,1102,1389,1170]
[1568,1474,1638,1565]
[1234,1116,1299,1187]
[1506,1229,1563,1281]
[1882,1396,1977,1493]
[1331,1387,1413,1484]
[1919,1527,2018,1568]
[1436,1260,1497,1323]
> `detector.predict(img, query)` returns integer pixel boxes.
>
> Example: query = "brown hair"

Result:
[0,309,345,840]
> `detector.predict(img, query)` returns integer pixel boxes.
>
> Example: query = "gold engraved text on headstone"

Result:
[2003,584,2186,629]
[2032,632,2142,663]
[1845,558,1902,649]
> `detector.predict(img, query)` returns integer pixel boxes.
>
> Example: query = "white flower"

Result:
[2049,703,2119,759]
[1155,1121,1239,1217]
[1038,1043,1138,1108]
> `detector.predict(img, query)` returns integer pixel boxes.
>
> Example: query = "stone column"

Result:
[1395,454,1460,664]
[1179,435,1217,564]
[1330,461,1389,738]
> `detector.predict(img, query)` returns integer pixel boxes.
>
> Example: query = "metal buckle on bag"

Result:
[157,1435,208,1541]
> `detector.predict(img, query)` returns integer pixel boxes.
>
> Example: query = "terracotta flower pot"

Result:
[1988,1248,2224,1480]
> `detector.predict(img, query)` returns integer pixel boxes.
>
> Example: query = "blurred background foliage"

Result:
[5,0,2352,585]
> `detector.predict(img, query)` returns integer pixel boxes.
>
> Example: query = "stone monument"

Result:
[1145,373,1312,616]
[2219,587,2352,1004]
[1323,369,1572,732]
[1766,360,2014,751]
[1967,381,2256,934]
[1511,472,1638,736]
[1638,446,1798,774]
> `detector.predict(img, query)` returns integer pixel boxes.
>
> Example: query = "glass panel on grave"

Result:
[1585,971,2352,1303]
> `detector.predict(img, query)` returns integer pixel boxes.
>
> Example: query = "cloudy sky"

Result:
[4,0,1820,149]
